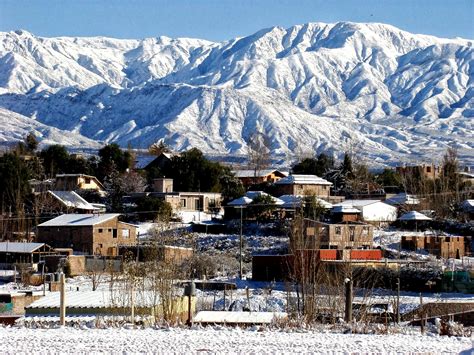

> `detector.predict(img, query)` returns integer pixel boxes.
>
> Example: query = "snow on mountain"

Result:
[0,23,472,164]
[0,107,101,148]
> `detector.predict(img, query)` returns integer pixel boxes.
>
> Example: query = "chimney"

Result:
[153,178,173,193]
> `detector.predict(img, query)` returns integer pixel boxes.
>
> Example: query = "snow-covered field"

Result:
[0,326,472,354]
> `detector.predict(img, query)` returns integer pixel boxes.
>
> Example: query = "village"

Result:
[0,135,473,339]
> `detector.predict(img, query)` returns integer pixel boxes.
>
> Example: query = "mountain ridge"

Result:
[0,22,472,165]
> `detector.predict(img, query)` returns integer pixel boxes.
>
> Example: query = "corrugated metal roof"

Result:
[275,174,332,186]
[48,191,97,210]
[194,311,287,324]
[27,290,159,309]
[0,242,45,254]
[38,214,121,227]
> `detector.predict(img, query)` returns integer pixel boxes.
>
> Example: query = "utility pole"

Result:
[59,272,66,326]
[344,278,352,323]
[239,207,243,279]
[130,282,135,325]
[396,277,401,324]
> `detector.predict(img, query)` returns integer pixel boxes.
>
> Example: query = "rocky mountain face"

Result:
[0,23,472,165]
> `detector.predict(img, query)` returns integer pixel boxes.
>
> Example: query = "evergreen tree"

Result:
[98,143,132,180]
[39,145,70,177]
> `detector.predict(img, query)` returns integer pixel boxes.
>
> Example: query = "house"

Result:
[140,152,179,172]
[148,178,222,222]
[401,235,465,259]
[333,200,398,225]
[232,169,287,187]
[0,242,57,267]
[295,218,374,251]
[54,174,106,196]
[274,174,332,200]
[330,205,362,223]
[38,191,99,214]
[278,195,333,210]
[36,214,137,256]
[385,193,420,206]
[396,164,442,180]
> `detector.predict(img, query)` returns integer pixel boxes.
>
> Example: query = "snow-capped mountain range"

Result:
[0,23,472,165]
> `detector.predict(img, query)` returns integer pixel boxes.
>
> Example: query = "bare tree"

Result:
[247,132,272,184]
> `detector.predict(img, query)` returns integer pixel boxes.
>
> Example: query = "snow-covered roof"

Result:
[245,191,284,205]
[134,155,157,169]
[458,171,474,179]
[386,193,420,205]
[48,191,98,211]
[461,199,474,212]
[275,174,332,186]
[38,214,121,227]
[336,199,382,207]
[399,211,432,221]
[279,195,303,208]
[0,242,46,254]
[331,205,361,214]
[227,192,284,206]
[193,311,287,324]
[232,169,286,178]
[278,195,333,209]
[27,290,157,309]
[228,196,253,206]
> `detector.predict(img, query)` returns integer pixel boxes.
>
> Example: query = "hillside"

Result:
[0,23,472,164]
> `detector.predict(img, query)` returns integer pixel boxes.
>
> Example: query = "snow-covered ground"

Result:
[0,326,472,354]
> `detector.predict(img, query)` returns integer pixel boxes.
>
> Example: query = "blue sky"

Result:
[1,0,472,41]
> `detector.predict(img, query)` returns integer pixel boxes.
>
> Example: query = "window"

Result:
[112,229,117,238]
[85,178,91,184]
[108,229,112,232]
[194,198,202,211]
[180,199,187,208]
[426,167,431,173]
[349,226,355,242]
[335,227,341,235]
[122,229,130,238]
[98,228,103,233]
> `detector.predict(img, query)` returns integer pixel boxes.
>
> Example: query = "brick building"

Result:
[274,174,332,200]
[294,218,374,251]
[396,164,442,180]
[37,214,137,256]
[401,235,465,259]
[54,174,106,195]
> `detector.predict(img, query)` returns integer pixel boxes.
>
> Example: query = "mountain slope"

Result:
[0,23,472,164]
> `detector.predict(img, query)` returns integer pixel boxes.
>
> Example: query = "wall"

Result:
[301,220,373,250]
[38,225,94,254]
[275,184,330,198]
[38,218,137,256]
[92,220,137,256]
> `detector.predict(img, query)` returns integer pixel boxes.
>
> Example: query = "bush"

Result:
[135,196,172,222]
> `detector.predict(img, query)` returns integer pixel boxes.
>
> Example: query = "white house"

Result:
[334,200,397,224]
